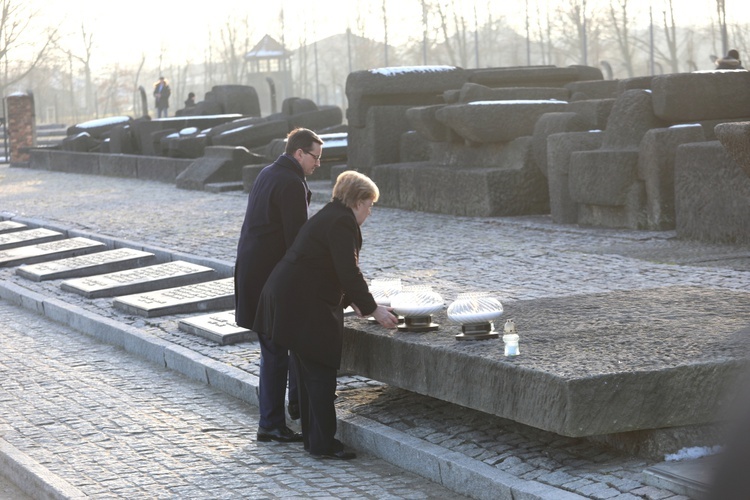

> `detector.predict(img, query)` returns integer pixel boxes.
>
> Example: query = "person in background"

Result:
[184,92,196,109]
[253,171,398,460]
[234,128,323,444]
[153,76,171,118]
[715,49,744,70]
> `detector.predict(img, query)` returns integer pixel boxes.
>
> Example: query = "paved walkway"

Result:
[2,164,749,499]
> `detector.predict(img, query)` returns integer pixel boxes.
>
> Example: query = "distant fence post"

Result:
[5,92,36,167]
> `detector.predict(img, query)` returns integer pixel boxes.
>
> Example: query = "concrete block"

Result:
[652,71,750,121]
[288,105,343,131]
[715,120,750,177]
[565,79,619,100]
[165,345,209,384]
[176,146,260,190]
[567,99,615,130]
[437,100,568,144]
[638,125,706,230]
[547,131,603,224]
[458,83,570,103]
[531,112,590,176]
[675,141,750,243]
[406,105,452,142]
[467,65,603,87]
[345,66,468,127]
[568,149,639,206]
[99,154,138,178]
[347,106,414,172]
[205,361,259,405]
[601,89,666,150]
[135,156,193,183]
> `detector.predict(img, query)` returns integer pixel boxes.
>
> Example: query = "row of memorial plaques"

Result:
[0,224,253,345]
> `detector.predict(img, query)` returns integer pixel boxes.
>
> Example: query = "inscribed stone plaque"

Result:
[112,277,235,317]
[61,260,215,299]
[16,248,156,282]
[0,221,26,234]
[178,310,256,345]
[0,237,106,267]
[0,228,65,251]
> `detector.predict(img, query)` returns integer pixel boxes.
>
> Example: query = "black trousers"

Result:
[292,352,340,455]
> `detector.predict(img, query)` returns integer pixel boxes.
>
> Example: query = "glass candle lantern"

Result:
[390,285,444,332]
[447,292,504,341]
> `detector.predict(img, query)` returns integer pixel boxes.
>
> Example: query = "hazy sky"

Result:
[35,0,750,71]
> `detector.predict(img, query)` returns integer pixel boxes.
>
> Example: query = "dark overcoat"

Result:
[253,199,378,369]
[234,154,311,329]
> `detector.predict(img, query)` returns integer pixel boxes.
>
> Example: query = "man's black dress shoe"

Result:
[256,426,303,443]
[311,449,356,460]
[288,401,300,420]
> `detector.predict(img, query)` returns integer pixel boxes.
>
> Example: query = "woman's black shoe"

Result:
[256,426,303,443]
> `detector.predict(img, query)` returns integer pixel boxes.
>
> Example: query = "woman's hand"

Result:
[351,304,363,317]
[371,305,398,328]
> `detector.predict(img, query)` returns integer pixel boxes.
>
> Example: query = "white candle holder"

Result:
[447,292,503,341]
[390,285,444,332]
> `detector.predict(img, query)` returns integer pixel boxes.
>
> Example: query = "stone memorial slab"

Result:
[16,248,156,282]
[61,260,215,299]
[0,237,106,267]
[0,221,26,234]
[0,228,65,251]
[178,310,256,345]
[113,277,235,317]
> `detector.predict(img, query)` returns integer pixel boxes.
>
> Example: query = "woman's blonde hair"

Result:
[332,171,379,208]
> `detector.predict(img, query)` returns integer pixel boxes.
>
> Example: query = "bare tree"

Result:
[607,0,637,77]
[217,15,253,85]
[715,0,728,56]
[0,0,59,93]
[65,24,95,116]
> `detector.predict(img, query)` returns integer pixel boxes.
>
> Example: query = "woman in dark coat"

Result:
[253,171,397,460]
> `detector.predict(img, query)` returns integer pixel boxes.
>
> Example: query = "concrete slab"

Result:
[112,277,235,317]
[0,228,65,251]
[0,221,26,234]
[342,286,750,438]
[60,260,215,299]
[0,237,105,267]
[178,310,256,345]
[16,248,155,281]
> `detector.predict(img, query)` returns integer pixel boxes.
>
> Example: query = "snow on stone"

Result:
[468,99,567,105]
[669,124,701,129]
[76,116,130,128]
[370,65,457,76]
[665,445,723,462]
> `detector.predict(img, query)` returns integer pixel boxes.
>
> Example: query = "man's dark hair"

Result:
[285,128,323,155]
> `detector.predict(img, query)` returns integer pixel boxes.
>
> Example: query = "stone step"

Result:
[642,455,717,498]
[204,182,244,193]
[0,221,27,234]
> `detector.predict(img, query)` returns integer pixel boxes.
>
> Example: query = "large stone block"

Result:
[436,100,568,144]
[547,131,603,224]
[601,89,666,150]
[458,83,570,103]
[347,106,413,173]
[567,99,615,130]
[675,141,750,243]
[565,79,619,100]
[372,138,549,217]
[287,105,343,131]
[99,154,138,178]
[135,156,193,183]
[207,84,261,117]
[426,138,532,168]
[652,71,750,122]
[342,286,750,438]
[345,66,468,127]
[568,149,639,206]
[467,65,603,88]
[531,112,590,177]
[715,121,750,178]
[49,149,100,174]
[210,119,289,149]
[67,116,132,139]
[406,105,453,143]
[176,146,260,190]
[638,125,706,230]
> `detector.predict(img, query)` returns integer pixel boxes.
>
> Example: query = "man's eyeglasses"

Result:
[303,150,322,162]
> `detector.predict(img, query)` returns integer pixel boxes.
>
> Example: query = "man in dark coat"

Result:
[153,76,171,118]
[234,127,323,443]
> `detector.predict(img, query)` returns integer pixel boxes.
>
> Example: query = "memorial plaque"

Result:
[0,228,65,251]
[178,310,256,345]
[16,248,156,282]
[0,221,26,234]
[61,260,215,299]
[112,277,235,317]
[0,237,106,267]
